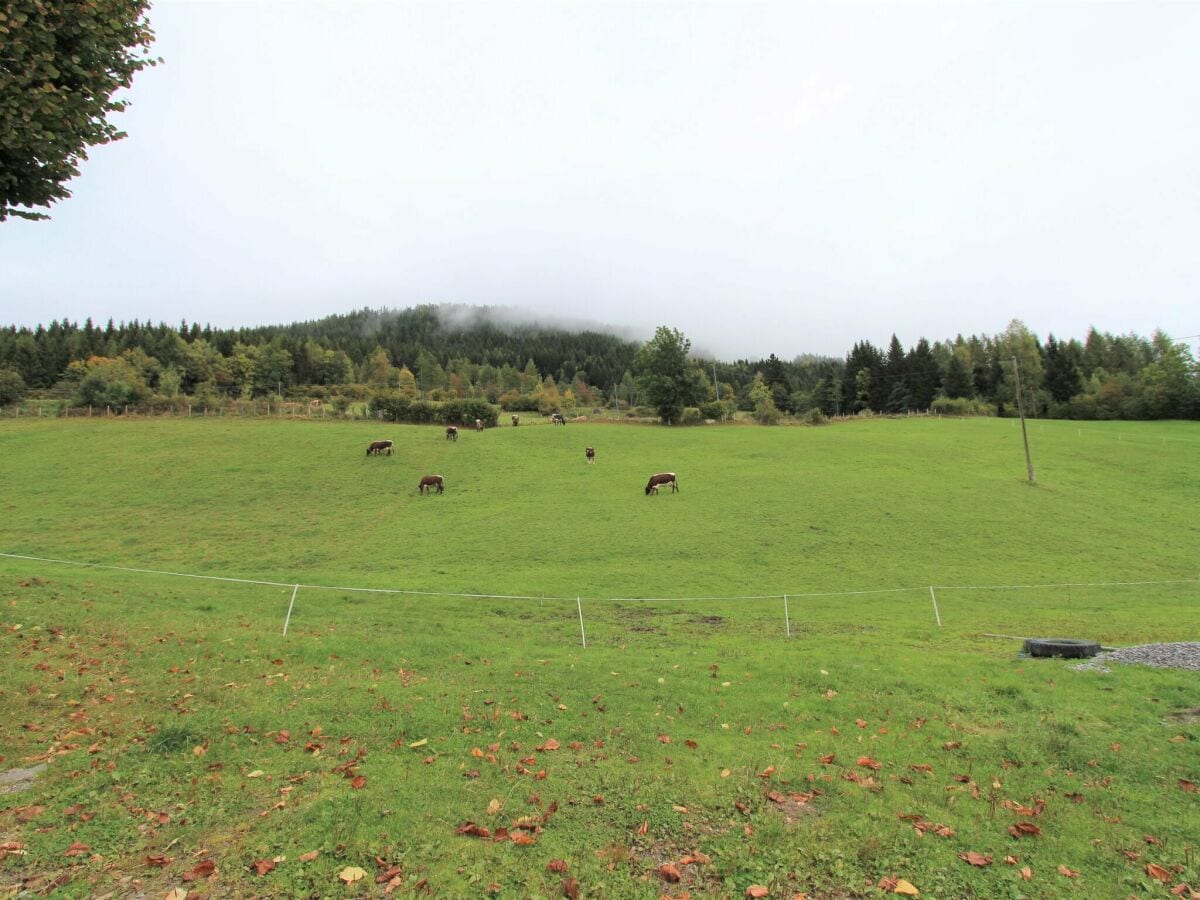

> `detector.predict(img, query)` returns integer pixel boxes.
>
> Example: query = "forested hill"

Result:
[1,306,1195,422]
[0,304,642,393]
[231,305,641,391]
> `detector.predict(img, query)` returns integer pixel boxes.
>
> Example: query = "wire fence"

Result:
[2,551,1196,647]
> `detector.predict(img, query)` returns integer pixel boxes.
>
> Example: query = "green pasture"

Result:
[1,416,1197,898]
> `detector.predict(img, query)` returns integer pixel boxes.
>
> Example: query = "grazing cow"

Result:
[474,418,484,432]
[511,414,520,426]
[585,447,596,464]
[445,425,458,441]
[418,474,445,494]
[551,413,566,426]
[366,439,393,456]
[645,472,678,495]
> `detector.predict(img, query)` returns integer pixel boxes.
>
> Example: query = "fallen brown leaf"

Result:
[181,860,216,881]
[1147,863,1173,884]
[1008,822,1041,838]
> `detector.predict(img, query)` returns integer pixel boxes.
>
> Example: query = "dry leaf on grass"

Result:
[1147,863,1173,884]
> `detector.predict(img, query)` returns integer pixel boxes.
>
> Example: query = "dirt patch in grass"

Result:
[626,838,723,896]
[0,764,46,795]
[764,789,822,827]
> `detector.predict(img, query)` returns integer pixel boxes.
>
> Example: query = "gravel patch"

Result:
[0,764,46,794]
[1072,642,1200,673]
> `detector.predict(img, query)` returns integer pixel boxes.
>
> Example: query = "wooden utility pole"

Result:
[1011,357,1036,483]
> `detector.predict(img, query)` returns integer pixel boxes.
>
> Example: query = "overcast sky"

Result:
[2,1,1197,360]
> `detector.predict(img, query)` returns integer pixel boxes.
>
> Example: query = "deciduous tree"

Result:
[634,326,704,424]
[1,0,158,221]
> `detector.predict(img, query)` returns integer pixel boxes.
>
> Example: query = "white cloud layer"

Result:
[3,1,1197,358]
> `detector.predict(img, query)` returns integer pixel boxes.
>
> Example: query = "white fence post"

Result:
[783,594,791,638]
[929,586,942,627]
[282,584,301,636]
[576,597,587,648]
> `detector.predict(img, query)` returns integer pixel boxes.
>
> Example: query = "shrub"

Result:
[804,408,828,425]
[440,398,499,427]
[930,395,996,417]
[368,393,498,427]
[698,400,726,420]
[680,407,703,425]
[76,357,150,409]
[753,398,781,425]
[0,368,27,406]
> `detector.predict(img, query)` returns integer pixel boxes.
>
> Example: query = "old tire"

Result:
[1024,638,1101,659]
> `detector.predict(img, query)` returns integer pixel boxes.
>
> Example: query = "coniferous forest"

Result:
[0,304,1195,421]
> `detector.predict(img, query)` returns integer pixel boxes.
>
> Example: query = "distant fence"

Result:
[2,551,1195,647]
[1,399,357,419]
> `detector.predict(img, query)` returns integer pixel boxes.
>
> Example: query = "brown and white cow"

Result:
[418,474,444,494]
[511,414,520,426]
[585,447,596,464]
[445,425,458,441]
[645,472,678,495]
[366,439,393,456]
[474,418,484,432]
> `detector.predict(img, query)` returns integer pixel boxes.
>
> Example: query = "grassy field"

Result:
[1,415,1198,898]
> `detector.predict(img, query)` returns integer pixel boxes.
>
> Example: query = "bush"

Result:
[804,408,828,425]
[368,393,499,427]
[930,395,996,417]
[500,393,541,412]
[440,398,499,427]
[0,368,27,406]
[753,399,781,425]
[680,407,704,425]
[698,400,726,420]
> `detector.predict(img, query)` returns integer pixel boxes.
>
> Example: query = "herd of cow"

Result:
[364,420,677,496]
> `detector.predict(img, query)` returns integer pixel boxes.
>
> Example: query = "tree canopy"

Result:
[633,326,705,424]
[1,0,158,221]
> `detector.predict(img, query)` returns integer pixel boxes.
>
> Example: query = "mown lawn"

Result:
[1,416,1197,898]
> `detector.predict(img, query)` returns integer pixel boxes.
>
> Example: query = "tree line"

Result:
[0,307,1195,421]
